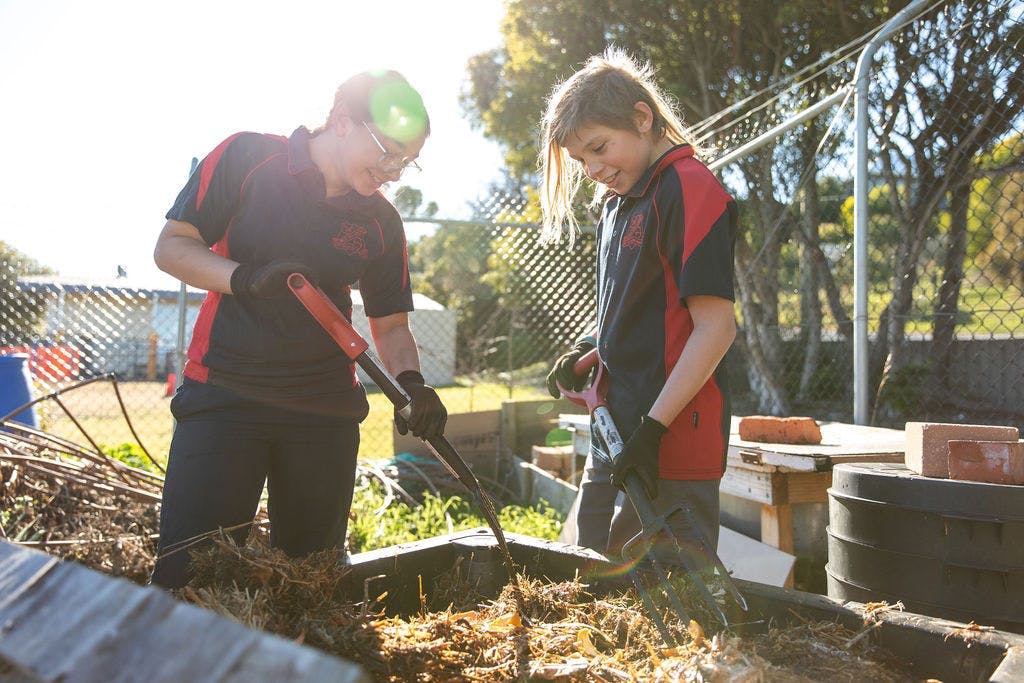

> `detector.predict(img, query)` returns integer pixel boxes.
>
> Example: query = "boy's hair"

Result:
[539,47,694,243]
[313,70,430,143]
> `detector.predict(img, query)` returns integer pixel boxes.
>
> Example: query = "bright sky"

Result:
[0,0,507,285]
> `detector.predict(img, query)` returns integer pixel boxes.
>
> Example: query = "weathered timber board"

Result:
[0,540,369,682]
[729,417,905,472]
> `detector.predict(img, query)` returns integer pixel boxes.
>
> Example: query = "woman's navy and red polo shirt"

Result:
[166,127,413,421]
[593,144,737,480]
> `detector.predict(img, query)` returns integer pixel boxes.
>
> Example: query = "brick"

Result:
[531,445,574,480]
[738,416,822,444]
[904,422,1019,478]
[948,440,1024,485]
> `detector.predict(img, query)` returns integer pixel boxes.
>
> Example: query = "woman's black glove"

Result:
[230,259,317,301]
[395,370,447,439]
[546,338,596,398]
[610,415,668,499]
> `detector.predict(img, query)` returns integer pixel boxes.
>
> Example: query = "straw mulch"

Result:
[181,532,914,682]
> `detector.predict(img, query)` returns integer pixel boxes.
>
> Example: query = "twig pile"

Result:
[0,422,163,582]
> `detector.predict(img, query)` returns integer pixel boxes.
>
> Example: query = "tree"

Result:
[409,222,505,376]
[0,241,51,344]
[868,2,1024,418]
[393,186,438,219]
[462,0,904,414]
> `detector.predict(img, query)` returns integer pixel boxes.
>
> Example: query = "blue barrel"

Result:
[0,353,40,428]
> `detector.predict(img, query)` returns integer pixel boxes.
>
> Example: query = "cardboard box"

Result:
[393,409,501,478]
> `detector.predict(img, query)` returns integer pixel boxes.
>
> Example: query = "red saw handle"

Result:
[287,274,369,360]
[556,348,609,415]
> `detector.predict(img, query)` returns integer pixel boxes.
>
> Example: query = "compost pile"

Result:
[182,532,914,682]
[1,413,913,681]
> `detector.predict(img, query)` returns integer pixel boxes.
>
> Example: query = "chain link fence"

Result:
[692,0,1023,431]
[2,0,1021,463]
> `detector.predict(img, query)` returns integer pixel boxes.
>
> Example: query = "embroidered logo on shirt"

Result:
[332,223,368,258]
[622,214,645,249]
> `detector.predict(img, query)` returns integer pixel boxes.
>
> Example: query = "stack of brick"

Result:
[904,421,1023,484]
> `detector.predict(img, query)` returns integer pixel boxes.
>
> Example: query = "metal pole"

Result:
[852,0,929,424]
[175,157,199,390]
[708,87,851,172]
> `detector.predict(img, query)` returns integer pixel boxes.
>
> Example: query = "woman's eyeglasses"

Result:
[362,121,421,175]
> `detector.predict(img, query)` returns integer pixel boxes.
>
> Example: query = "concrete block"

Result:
[514,457,578,516]
[948,440,1024,485]
[904,422,1020,478]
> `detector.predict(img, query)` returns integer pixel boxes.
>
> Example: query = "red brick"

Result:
[904,422,1019,478]
[948,440,1024,485]
[738,415,822,444]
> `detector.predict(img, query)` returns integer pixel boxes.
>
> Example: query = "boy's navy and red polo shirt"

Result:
[593,143,736,480]
[166,127,413,421]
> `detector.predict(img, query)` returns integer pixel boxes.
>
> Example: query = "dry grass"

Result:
[34,378,174,458]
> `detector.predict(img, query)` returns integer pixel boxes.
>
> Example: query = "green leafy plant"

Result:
[347,480,564,554]
[101,443,159,473]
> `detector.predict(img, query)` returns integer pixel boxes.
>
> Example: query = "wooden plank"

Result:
[720,466,778,505]
[222,638,371,682]
[730,417,905,461]
[0,561,154,681]
[0,541,367,682]
[730,446,832,472]
[71,599,266,680]
[828,452,904,465]
[783,472,833,505]
[726,453,778,475]
[760,503,795,554]
[0,540,58,610]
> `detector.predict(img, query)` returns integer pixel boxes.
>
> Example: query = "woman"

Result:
[150,70,447,589]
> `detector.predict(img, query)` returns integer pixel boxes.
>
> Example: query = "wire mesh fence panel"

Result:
[696,0,1023,431]
[0,270,183,453]
[861,0,1023,429]
[0,223,597,461]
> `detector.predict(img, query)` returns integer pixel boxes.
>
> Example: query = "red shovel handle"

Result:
[556,348,609,415]
[287,273,369,360]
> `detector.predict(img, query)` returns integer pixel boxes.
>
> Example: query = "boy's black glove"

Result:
[546,338,596,398]
[231,259,317,301]
[611,415,668,499]
[395,370,447,439]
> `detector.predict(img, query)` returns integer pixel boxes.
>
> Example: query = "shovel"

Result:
[557,348,747,642]
[287,273,527,613]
